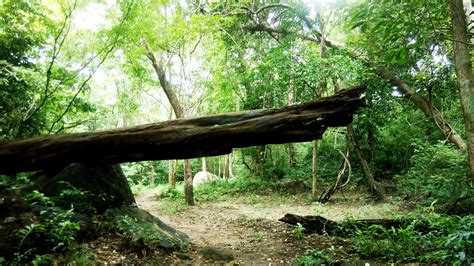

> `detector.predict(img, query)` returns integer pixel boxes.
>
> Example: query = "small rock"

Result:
[202,246,234,261]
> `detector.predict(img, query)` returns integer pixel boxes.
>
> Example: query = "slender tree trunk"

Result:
[347,125,384,200]
[224,154,230,179]
[167,106,177,188]
[168,160,177,188]
[449,0,474,183]
[311,140,318,198]
[184,159,194,205]
[201,157,207,172]
[144,39,193,204]
[149,163,155,186]
[229,152,234,178]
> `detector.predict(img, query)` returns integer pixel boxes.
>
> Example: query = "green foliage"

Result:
[395,141,470,207]
[292,223,305,240]
[294,247,335,266]
[351,213,474,264]
[195,177,280,201]
[122,161,168,186]
[18,208,80,262]
[54,187,96,215]
[25,190,54,207]
[160,187,184,200]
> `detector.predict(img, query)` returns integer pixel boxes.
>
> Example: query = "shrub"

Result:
[294,247,335,265]
[351,213,473,264]
[395,141,470,208]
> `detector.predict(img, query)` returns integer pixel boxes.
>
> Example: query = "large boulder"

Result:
[0,184,38,259]
[30,164,136,214]
[193,171,219,187]
[104,206,189,251]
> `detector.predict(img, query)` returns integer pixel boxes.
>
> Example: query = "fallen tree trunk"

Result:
[279,213,430,235]
[0,86,365,174]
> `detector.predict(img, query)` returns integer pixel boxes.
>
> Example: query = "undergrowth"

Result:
[347,211,472,264]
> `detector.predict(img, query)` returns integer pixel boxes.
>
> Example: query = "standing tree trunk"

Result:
[168,160,177,188]
[449,0,474,183]
[201,157,207,172]
[347,125,384,200]
[224,153,231,179]
[144,39,194,205]
[167,106,177,188]
[184,159,193,205]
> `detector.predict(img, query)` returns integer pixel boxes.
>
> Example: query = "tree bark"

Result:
[144,41,183,118]
[0,86,365,174]
[347,125,384,200]
[184,159,194,205]
[224,154,231,179]
[168,160,177,188]
[449,0,474,183]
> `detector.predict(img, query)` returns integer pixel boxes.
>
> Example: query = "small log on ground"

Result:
[279,213,430,235]
[0,85,365,174]
[279,214,340,234]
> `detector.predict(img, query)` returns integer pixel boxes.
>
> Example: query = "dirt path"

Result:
[135,190,399,265]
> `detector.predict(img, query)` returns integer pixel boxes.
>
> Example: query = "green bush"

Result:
[195,177,281,201]
[395,141,470,207]
[122,161,169,186]
[17,208,81,262]
[54,187,96,215]
[351,213,473,264]
[15,190,82,263]
[294,247,335,265]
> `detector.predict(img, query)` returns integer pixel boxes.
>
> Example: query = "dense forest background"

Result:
[0,0,473,264]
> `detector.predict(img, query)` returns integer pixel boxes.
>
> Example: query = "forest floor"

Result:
[117,187,401,265]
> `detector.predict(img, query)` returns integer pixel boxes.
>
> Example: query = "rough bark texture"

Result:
[183,159,194,205]
[0,86,365,174]
[168,160,177,188]
[449,0,474,183]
